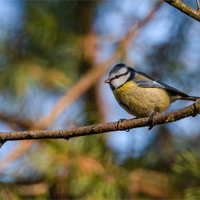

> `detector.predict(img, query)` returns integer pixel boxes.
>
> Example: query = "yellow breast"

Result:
[113,81,171,117]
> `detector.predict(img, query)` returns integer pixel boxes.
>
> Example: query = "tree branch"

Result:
[164,0,200,22]
[1,100,200,143]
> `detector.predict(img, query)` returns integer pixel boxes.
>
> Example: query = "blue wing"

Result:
[135,71,189,97]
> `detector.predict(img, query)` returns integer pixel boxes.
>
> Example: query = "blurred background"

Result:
[0,0,200,199]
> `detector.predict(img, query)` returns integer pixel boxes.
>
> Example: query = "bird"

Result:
[104,63,199,129]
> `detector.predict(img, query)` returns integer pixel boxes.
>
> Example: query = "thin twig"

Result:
[164,0,200,22]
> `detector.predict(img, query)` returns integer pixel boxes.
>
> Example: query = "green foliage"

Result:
[172,150,200,179]
[184,187,200,200]
[172,150,200,199]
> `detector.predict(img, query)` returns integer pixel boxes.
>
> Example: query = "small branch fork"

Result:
[197,0,200,11]
[0,99,200,147]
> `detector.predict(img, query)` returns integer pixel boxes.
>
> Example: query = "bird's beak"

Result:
[104,79,110,83]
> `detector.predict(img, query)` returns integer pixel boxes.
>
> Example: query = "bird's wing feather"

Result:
[135,71,189,97]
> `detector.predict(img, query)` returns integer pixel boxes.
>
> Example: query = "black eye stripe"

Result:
[110,71,129,81]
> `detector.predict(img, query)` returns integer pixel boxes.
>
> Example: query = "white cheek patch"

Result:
[111,72,130,89]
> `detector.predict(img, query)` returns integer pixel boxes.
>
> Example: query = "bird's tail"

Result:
[180,96,200,101]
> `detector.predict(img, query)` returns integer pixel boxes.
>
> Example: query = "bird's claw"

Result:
[148,110,158,130]
[148,120,154,130]
[118,118,127,123]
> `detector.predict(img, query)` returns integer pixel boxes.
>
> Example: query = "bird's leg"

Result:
[148,109,159,130]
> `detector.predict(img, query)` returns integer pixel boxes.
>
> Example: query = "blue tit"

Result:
[104,63,199,125]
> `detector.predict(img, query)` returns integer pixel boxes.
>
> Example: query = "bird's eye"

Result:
[115,75,120,79]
